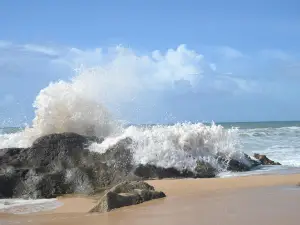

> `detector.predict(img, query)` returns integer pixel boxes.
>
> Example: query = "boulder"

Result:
[134,164,193,179]
[253,153,281,165]
[134,161,216,179]
[90,181,166,213]
[0,133,135,199]
[216,152,261,172]
[194,160,216,178]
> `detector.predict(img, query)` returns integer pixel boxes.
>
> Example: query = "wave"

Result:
[0,50,299,175]
[0,65,247,174]
[238,126,300,167]
[0,199,61,214]
[90,122,243,171]
[239,126,300,137]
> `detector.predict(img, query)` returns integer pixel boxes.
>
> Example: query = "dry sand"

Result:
[1,173,300,225]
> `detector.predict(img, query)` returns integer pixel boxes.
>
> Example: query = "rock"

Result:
[134,160,216,179]
[0,131,279,199]
[0,133,135,199]
[194,160,216,178]
[0,174,17,198]
[253,153,281,165]
[90,181,166,213]
[216,152,261,172]
[134,164,193,179]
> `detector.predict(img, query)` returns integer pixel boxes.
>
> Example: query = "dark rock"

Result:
[216,152,261,172]
[134,161,216,179]
[0,133,135,199]
[253,153,281,165]
[227,159,251,171]
[194,160,216,178]
[0,131,278,200]
[134,164,194,179]
[85,136,104,144]
[90,181,166,213]
[0,174,18,198]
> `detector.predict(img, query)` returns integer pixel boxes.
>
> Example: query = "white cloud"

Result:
[0,40,268,110]
[221,75,259,93]
[2,40,300,123]
[209,63,217,71]
[217,46,244,59]
[0,40,12,48]
[22,44,59,56]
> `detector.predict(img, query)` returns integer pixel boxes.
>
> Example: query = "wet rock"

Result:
[0,133,135,199]
[253,153,281,165]
[134,164,195,179]
[134,161,216,179]
[194,160,216,178]
[0,174,17,198]
[90,181,166,213]
[216,152,261,172]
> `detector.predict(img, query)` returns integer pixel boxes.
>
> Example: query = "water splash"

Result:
[90,122,242,171]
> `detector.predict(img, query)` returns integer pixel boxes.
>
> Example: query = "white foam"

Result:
[90,122,243,171]
[0,199,62,214]
[0,48,244,171]
[239,126,300,167]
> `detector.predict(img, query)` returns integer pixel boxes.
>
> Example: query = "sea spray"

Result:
[89,122,243,172]
[0,55,245,172]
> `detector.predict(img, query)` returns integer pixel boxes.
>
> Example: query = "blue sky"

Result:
[1,0,300,125]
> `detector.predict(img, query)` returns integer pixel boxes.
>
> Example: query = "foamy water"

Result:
[0,199,62,214]
[89,123,246,172]
[239,126,300,167]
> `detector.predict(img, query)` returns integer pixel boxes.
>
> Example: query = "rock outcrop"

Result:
[0,133,219,199]
[0,133,135,199]
[253,153,281,165]
[90,181,166,213]
[0,132,282,199]
[216,152,261,172]
[134,160,216,179]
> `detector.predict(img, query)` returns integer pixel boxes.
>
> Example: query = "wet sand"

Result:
[1,173,300,225]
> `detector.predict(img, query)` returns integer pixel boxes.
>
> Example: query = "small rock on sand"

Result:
[90,181,166,213]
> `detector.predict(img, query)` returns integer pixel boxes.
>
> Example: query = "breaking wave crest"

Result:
[90,123,243,172]
[0,55,245,173]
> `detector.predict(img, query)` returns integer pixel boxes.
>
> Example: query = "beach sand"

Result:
[1,173,300,225]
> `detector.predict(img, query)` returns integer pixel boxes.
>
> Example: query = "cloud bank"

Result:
[0,41,299,124]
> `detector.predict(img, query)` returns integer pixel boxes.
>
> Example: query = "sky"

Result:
[0,0,300,125]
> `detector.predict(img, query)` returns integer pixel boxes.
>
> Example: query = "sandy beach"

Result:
[1,173,300,225]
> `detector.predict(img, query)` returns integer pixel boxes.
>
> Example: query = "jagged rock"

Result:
[134,160,216,179]
[0,131,280,199]
[253,153,281,165]
[134,164,193,179]
[90,181,166,213]
[216,152,261,172]
[0,133,135,199]
[194,160,216,178]
[0,174,17,198]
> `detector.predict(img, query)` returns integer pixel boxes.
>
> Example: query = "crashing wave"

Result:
[0,57,249,173]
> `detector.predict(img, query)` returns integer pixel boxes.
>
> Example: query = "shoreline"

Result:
[1,173,300,225]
